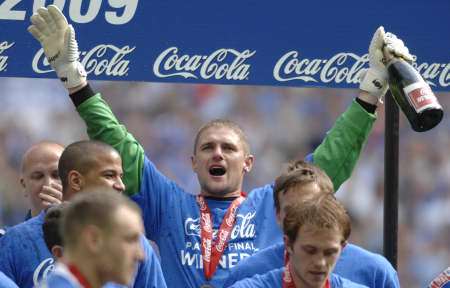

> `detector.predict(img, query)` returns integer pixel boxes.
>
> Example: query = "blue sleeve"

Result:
[374,259,400,288]
[331,274,369,288]
[229,268,282,288]
[132,236,167,288]
[335,243,399,288]
[131,157,187,239]
[224,243,284,287]
[0,235,16,285]
[0,271,18,288]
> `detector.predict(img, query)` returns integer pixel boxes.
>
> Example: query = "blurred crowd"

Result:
[0,77,448,287]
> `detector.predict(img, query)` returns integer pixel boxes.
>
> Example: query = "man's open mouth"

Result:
[209,166,226,176]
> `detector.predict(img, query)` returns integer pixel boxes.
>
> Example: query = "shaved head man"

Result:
[20,141,64,217]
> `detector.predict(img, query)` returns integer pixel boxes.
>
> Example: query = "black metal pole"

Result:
[384,90,399,269]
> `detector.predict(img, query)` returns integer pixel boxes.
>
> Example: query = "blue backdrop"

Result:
[0,0,449,90]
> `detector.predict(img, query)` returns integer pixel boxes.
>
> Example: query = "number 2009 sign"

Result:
[0,0,138,24]
[0,0,449,91]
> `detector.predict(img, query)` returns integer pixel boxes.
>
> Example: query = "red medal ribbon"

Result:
[196,193,246,280]
[67,263,93,288]
[282,250,330,288]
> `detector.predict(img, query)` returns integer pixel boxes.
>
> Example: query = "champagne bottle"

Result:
[387,57,443,132]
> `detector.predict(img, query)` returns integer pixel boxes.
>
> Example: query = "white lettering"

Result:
[274,51,366,84]
[153,47,255,81]
[33,1,66,15]
[274,51,450,88]
[105,0,139,25]
[32,44,135,76]
[180,251,252,270]
[0,41,14,72]
[33,258,55,286]
[415,62,450,87]
[1,0,139,24]
[69,0,101,23]
[185,212,256,240]
[181,250,197,267]
[0,0,25,20]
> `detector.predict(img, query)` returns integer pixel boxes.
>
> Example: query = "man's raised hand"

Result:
[28,5,86,89]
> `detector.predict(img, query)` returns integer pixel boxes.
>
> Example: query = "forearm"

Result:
[312,98,377,191]
[70,84,145,195]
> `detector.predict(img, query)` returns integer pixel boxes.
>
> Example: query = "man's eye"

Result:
[324,250,338,257]
[304,247,316,254]
[31,174,43,180]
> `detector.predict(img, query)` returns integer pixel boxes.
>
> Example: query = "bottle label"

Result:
[403,81,441,113]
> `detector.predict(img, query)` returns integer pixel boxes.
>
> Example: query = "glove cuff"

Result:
[359,68,388,102]
[56,61,87,89]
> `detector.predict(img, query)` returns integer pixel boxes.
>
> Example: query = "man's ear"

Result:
[191,155,198,173]
[51,245,64,260]
[243,154,254,173]
[83,225,103,253]
[275,209,282,227]
[284,235,293,255]
[68,170,83,192]
[20,177,27,196]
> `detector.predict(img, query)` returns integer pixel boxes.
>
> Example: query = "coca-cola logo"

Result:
[0,41,14,72]
[153,47,255,81]
[202,214,213,233]
[185,212,256,240]
[413,62,450,87]
[198,197,208,212]
[215,230,229,252]
[32,44,135,76]
[33,258,55,286]
[203,239,212,262]
[274,51,450,88]
[274,51,366,84]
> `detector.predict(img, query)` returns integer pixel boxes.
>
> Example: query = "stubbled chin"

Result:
[308,273,327,284]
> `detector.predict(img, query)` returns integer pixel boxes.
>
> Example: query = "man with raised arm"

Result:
[28,5,411,287]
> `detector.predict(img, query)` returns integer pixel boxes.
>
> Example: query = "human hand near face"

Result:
[39,182,63,207]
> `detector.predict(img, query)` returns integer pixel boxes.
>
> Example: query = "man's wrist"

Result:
[68,81,88,94]
[357,91,379,113]
[69,83,95,107]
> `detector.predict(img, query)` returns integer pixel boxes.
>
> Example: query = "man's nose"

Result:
[212,146,224,160]
[114,177,126,193]
[312,255,327,268]
[44,176,55,186]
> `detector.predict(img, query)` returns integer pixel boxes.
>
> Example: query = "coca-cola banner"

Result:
[1,0,449,91]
